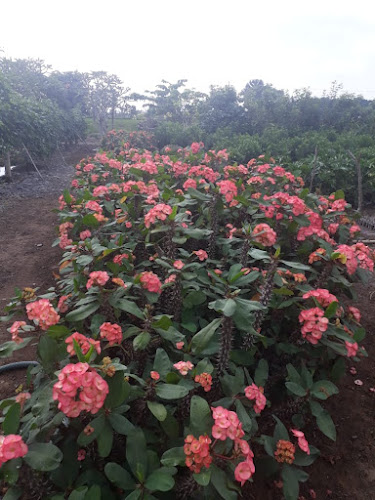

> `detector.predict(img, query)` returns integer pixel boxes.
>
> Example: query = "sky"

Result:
[1,0,375,98]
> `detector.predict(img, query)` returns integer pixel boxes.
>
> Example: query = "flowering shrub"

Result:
[0,136,373,499]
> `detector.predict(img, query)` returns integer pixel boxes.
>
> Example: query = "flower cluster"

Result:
[86,271,109,289]
[139,271,162,293]
[252,223,277,247]
[99,322,123,346]
[299,307,329,344]
[26,299,60,330]
[244,383,267,413]
[303,288,338,308]
[52,363,109,417]
[184,434,212,473]
[217,180,238,203]
[173,361,194,375]
[274,439,296,464]
[0,435,28,467]
[65,332,101,356]
[194,372,212,392]
[144,203,172,228]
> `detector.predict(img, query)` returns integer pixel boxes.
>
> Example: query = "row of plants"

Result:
[1,131,373,499]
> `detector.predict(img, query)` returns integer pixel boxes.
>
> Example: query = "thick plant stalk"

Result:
[207,194,219,259]
[314,261,333,289]
[216,316,233,377]
[243,259,278,349]
[240,238,250,267]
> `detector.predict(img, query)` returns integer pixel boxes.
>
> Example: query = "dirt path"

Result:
[0,143,98,398]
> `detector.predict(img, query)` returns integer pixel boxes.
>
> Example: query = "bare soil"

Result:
[0,146,375,499]
[0,143,98,398]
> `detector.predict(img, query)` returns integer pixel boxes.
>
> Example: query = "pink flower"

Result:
[183,179,197,190]
[9,321,26,344]
[57,294,71,313]
[173,260,185,269]
[173,361,194,376]
[65,332,101,356]
[52,363,109,417]
[139,271,162,294]
[302,289,338,308]
[291,429,310,455]
[234,459,255,486]
[0,435,28,467]
[244,384,267,414]
[77,449,86,461]
[86,271,109,289]
[144,204,173,228]
[150,371,160,381]
[252,223,277,247]
[99,323,123,346]
[299,308,329,344]
[345,340,358,357]
[113,253,129,265]
[193,250,208,261]
[26,299,60,331]
[217,180,238,203]
[15,392,31,409]
[176,341,184,350]
[184,434,212,474]
[79,230,91,241]
[191,142,201,154]
[347,306,361,322]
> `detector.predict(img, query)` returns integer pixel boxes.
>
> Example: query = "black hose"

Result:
[0,361,39,374]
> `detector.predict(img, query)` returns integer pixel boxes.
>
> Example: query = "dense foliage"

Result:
[1,132,373,499]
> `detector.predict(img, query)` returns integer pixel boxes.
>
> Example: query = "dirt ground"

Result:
[0,146,375,499]
[0,143,98,398]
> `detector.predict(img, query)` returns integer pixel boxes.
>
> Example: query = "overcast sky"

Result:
[1,0,375,98]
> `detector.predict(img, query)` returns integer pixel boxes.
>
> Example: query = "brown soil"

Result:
[0,146,374,499]
[0,143,98,399]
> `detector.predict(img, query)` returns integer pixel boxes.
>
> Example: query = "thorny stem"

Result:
[243,258,279,349]
[216,316,233,377]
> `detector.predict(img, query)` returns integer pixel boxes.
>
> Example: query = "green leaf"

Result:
[280,260,311,271]
[324,301,338,318]
[190,395,211,434]
[183,291,206,308]
[282,465,299,500]
[156,384,189,400]
[234,400,252,433]
[160,447,185,467]
[126,428,148,482]
[209,298,237,317]
[3,488,22,500]
[145,468,176,492]
[77,415,105,445]
[286,364,303,385]
[108,413,135,435]
[210,465,239,500]
[193,468,211,486]
[254,359,268,387]
[104,462,136,490]
[82,214,100,227]
[133,331,151,351]
[24,443,63,472]
[191,318,221,354]
[153,349,171,378]
[65,302,100,322]
[97,421,113,457]
[47,325,72,339]
[273,416,289,441]
[85,485,101,500]
[310,380,339,400]
[68,488,88,500]
[285,382,307,397]
[105,371,130,408]
[3,403,20,435]
[111,298,145,320]
[316,410,336,441]
[147,401,167,422]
